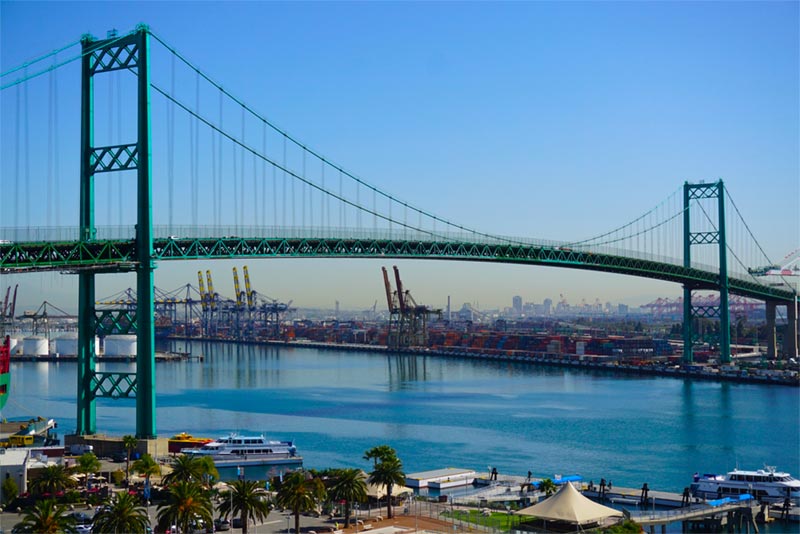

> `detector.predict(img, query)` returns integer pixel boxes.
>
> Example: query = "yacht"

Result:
[182,432,303,468]
[691,466,800,504]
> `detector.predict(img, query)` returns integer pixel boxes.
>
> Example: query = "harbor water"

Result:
[5,341,799,496]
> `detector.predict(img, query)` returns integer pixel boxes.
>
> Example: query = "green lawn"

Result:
[443,509,535,531]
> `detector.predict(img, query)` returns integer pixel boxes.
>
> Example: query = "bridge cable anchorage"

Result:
[1,31,135,90]
[148,31,520,246]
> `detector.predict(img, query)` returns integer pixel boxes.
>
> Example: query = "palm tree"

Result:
[538,478,558,497]
[367,455,405,519]
[328,468,367,527]
[217,479,272,534]
[28,464,77,496]
[363,445,396,467]
[75,452,102,489]
[11,499,77,533]
[275,470,327,534]
[162,454,218,487]
[92,491,150,533]
[122,434,138,486]
[156,480,214,534]
[131,453,162,488]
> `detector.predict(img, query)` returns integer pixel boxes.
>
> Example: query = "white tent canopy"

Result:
[517,482,623,525]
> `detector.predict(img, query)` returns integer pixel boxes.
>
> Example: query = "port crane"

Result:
[381,266,441,348]
[1,284,18,332]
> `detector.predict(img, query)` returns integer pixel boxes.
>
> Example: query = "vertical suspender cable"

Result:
[47,67,53,228]
[54,55,61,227]
[168,54,175,231]
[262,121,267,229]
[233,133,239,230]
[217,90,223,227]
[339,169,343,230]
[240,106,245,230]
[14,84,20,240]
[356,182,361,231]
[252,151,257,230]
[373,189,377,232]
[211,97,218,228]
[322,162,327,234]
[302,150,306,230]
[194,71,200,228]
[23,67,30,230]
[282,135,287,229]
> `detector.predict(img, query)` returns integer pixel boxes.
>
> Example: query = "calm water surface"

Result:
[6,342,799,494]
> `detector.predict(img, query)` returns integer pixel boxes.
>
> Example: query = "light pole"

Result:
[355,502,359,534]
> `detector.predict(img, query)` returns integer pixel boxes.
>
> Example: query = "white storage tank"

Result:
[53,333,100,356]
[7,336,21,355]
[23,336,49,357]
[104,335,137,356]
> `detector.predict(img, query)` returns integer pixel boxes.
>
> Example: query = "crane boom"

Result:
[2,287,9,317]
[197,271,208,311]
[206,270,217,310]
[381,267,395,312]
[233,267,244,309]
[243,266,255,310]
[393,265,407,313]
[9,285,17,319]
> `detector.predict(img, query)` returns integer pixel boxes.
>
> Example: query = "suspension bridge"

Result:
[1,25,797,439]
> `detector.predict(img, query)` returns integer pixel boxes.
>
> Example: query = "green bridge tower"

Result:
[682,180,731,365]
[77,25,156,438]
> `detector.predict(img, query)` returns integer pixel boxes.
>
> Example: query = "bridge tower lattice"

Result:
[682,180,731,364]
[77,25,156,438]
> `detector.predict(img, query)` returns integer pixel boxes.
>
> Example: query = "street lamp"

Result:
[355,502,359,534]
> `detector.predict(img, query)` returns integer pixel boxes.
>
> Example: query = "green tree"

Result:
[122,434,139,486]
[162,454,218,487]
[132,453,162,488]
[367,455,405,519]
[92,491,150,534]
[11,499,77,534]
[538,478,558,497]
[328,468,367,527]
[75,452,102,489]
[217,479,272,534]
[156,480,214,534]
[275,471,327,534]
[28,464,77,496]
[363,445,396,467]
[2,475,19,505]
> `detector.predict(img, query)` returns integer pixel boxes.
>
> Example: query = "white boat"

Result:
[182,433,303,467]
[690,466,800,504]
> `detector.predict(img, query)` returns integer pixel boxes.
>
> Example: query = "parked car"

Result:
[214,518,231,531]
[75,525,93,534]
[111,450,127,462]
[231,517,243,529]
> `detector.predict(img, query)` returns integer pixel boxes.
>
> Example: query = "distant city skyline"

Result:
[1,2,797,316]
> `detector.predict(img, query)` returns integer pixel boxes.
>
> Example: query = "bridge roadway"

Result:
[1,234,796,304]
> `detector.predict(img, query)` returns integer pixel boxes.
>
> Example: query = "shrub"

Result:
[111,470,126,486]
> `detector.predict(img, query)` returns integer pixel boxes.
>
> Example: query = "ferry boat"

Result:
[168,432,213,454]
[182,432,303,468]
[691,466,800,504]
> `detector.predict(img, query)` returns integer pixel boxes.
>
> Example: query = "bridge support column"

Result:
[76,273,96,435]
[77,25,156,439]
[787,300,798,360]
[766,302,777,359]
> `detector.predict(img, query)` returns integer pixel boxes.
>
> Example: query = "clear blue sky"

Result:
[1,1,798,313]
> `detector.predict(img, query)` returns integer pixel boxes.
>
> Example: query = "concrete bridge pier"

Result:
[787,300,798,360]
[766,302,777,359]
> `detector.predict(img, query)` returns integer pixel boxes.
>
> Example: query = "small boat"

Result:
[168,432,213,454]
[182,432,303,468]
[691,466,800,504]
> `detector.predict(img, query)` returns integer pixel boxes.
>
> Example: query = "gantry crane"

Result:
[382,266,441,349]
[1,284,18,333]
